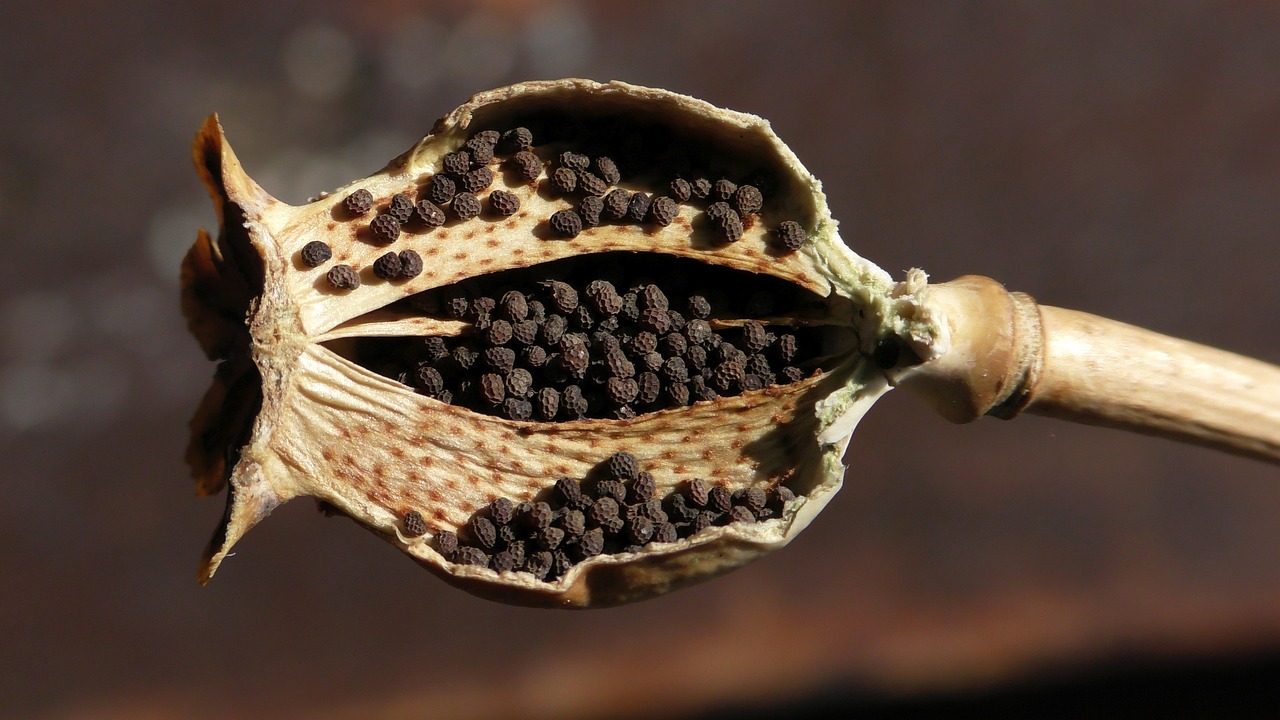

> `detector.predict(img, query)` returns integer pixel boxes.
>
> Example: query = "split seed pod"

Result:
[182,79,939,608]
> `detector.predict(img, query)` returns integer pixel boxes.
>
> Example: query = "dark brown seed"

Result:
[781,366,806,383]
[482,189,518,216]
[542,280,579,313]
[603,189,630,220]
[713,178,737,201]
[590,496,620,525]
[549,209,583,238]
[490,497,516,525]
[496,290,528,322]
[709,485,732,513]
[486,319,513,346]
[492,549,517,572]
[774,486,797,506]
[470,296,497,321]
[606,377,639,405]
[669,494,697,522]
[630,331,658,355]
[639,307,671,334]
[462,167,494,193]
[536,526,566,550]
[606,451,639,482]
[691,177,712,199]
[452,191,481,220]
[775,220,806,251]
[733,184,763,215]
[612,405,636,420]
[691,376,718,402]
[661,356,689,384]
[512,320,538,345]
[670,178,692,203]
[484,347,516,373]
[370,214,401,244]
[648,196,678,226]
[599,515,625,535]
[551,167,577,194]
[719,211,744,243]
[561,384,588,419]
[428,175,457,205]
[300,240,332,267]
[639,284,668,311]
[605,349,635,378]
[499,127,533,153]
[626,192,651,222]
[641,351,664,373]
[502,397,532,420]
[664,381,690,406]
[576,527,605,558]
[534,387,559,420]
[660,333,687,357]
[466,141,494,167]
[746,353,772,378]
[526,501,554,531]
[372,252,402,280]
[416,365,445,395]
[480,373,505,404]
[557,476,590,509]
[512,150,542,183]
[326,264,360,290]
[742,487,767,511]
[522,344,548,367]
[387,193,415,223]
[637,371,660,404]
[541,315,569,345]
[421,336,448,361]
[684,319,713,346]
[435,530,459,556]
[590,286,623,316]
[525,550,552,579]
[471,516,497,549]
[742,322,768,352]
[631,472,655,503]
[579,195,604,227]
[775,334,798,364]
[343,188,374,215]
[397,250,423,279]
[456,547,489,566]
[687,295,712,319]
[595,156,620,185]
[652,522,678,544]
[626,516,655,544]
[560,508,586,536]
[687,478,711,506]
[705,201,732,221]
[559,150,589,171]
[471,129,501,147]
[596,480,627,503]
[729,506,756,524]
[403,510,427,537]
[452,345,479,370]
[442,151,471,176]
[415,199,446,227]
[506,367,533,396]
[552,550,574,577]
[577,171,608,197]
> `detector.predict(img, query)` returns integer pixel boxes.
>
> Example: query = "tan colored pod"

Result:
[182,79,938,608]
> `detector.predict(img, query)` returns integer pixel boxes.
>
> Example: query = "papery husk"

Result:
[183,79,940,607]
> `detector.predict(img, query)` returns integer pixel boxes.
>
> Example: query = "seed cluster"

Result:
[375,267,817,421]
[418,452,797,581]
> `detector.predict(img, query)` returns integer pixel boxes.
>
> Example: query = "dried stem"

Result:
[899,275,1280,465]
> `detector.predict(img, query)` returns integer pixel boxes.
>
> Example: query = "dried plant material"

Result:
[182,79,938,608]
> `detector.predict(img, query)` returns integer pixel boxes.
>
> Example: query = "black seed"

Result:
[560,508,587,536]
[462,167,494,193]
[326,264,360,290]
[372,251,402,280]
[370,214,401,244]
[579,195,604,227]
[551,167,577,194]
[397,250,423,279]
[648,196,678,225]
[639,307,671,334]
[670,178,692,202]
[300,241,332,267]
[452,191,481,220]
[664,382,690,406]
[387,193,415,223]
[499,127,533,153]
[603,189,630,220]
[775,220,806,252]
[416,365,444,395]
[525,551,552,579]
[577,171,608,197]
[591,496,620,525]
[781,366,806,383]
[428,175,457,205]
[443,151,471,176]
[741,322,768,353]
[435,530,459,556]
[733,184,763,215]
[559,150,590,171]
[549,209,583,238]
[576,527,605,558]
[403,510,427,537]
[466,141,494,167]
[713,178,737,201]
[691,375,718,402]
[534,387,559,420]
[719,211,744,243]
[626,192,651,222]
[661,356,689,384]
[691,177,712,199]
[490,497,516,525]
[557,476,590,509]
[344,188,374,215]
[594,156,620,185]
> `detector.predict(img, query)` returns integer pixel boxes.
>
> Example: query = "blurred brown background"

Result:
[4,1,1280,717]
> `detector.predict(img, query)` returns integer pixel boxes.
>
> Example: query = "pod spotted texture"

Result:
[182,79,936,608]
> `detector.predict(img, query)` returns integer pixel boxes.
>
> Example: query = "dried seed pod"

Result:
[300,241,332,267]
[184,80,920,609]
[344,188,374,215]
